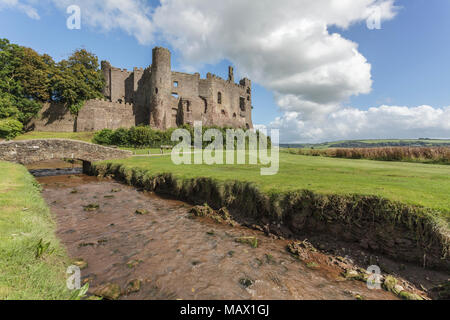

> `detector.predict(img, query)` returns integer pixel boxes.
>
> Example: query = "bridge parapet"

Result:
[0,139,132,165]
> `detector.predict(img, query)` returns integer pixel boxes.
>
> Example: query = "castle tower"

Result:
[101,61,112,100]
[228,66,234,82]
[149,47,172,130]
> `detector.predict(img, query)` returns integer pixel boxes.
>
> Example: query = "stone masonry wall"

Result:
[0,139,132,164]
[27,102,76,132]
[76,99,137,132]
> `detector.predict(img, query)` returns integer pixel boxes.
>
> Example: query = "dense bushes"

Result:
[93,126,178,148]
[93,125,270,149]
[289,147,450,164]
[0,118,23,139]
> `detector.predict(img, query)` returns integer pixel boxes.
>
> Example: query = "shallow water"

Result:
[28,159,82,177]
[36,172,397,300]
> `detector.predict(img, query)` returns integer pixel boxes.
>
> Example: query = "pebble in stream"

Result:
[37,174,397,300]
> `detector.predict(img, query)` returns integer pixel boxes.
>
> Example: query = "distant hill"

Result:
[281,139,450,149]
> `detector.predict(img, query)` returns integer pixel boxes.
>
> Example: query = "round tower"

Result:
[150,47,172,129]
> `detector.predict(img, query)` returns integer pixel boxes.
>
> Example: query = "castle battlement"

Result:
[205,73,251,90]
[110,67,131,73]
[99,46,253,131]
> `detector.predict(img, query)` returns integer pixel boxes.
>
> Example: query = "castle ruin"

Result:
[30,47,254,132]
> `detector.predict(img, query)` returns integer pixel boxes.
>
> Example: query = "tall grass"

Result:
[289,147,450,164]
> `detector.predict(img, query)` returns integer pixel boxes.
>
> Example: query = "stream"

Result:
[31,160,399,300]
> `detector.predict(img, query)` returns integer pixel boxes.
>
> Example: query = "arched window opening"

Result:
[240,97,246,112]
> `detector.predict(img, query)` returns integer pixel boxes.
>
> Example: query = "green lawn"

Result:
[105,152,450,215]
[119,147,167,155]
[0,162,71,300]
[14,131,95,143]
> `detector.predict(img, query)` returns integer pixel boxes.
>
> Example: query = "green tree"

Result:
[52,49,104,115]
[0,39,47,124]
[15,48,55,102]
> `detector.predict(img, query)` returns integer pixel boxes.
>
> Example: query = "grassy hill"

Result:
[281,138,450,149]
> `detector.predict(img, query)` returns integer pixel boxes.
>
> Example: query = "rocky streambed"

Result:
[33,171,444,301]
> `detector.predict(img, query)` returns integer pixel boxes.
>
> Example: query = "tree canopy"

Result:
[0,38,104,138]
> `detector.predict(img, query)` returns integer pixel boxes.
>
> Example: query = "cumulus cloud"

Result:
[269,105,450,143]
[6,1,449,142]
[2,0,397,107]
[152,0,398,109]
[0,0,155,44]
[50,0,155,45]
[0,0,40,19]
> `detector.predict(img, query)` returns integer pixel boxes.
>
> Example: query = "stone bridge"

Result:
[0,139,132,171]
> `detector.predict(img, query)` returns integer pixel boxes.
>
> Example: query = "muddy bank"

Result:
[89,163,449,272]
[38,174,402,300]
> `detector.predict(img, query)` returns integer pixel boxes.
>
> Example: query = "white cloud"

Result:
[270,105,450,143]
[0,0,155,44]
[152,0,398,109]
[0,0,40,19]
[50,0,155,45]
[6,1,450,142]
[3,0,396,107]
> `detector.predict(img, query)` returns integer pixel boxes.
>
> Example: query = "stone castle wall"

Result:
[29,47,254,133]
[28,102,76,132]
[29,99,142,133]
[76,99,139,132]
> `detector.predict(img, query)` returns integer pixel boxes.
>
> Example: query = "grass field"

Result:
[0,162,71,300]
[105,152,450,216]
[120,147,167,155]
[14,131,95,143]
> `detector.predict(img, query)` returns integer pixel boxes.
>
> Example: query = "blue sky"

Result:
[0,0,449,142]
[342,0,450,109]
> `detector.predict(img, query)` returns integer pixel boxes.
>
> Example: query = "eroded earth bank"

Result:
[32,163,447,300]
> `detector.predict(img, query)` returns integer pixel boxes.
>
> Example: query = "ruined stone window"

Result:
[172,93,179,98]
[247,96,250,101]
[174,81,179,87]
[221,110,226,115]
[233,113,237,118]
[155,88,159,94]
[246,123,250,129]
[201,97,208,113]
[247,88,251,94]
[240,97,246,112]
[218,92,222,104]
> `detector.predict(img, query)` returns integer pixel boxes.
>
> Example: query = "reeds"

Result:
[293,147,450,164]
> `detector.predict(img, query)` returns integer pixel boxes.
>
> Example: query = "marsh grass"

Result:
[288,147,450,165]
